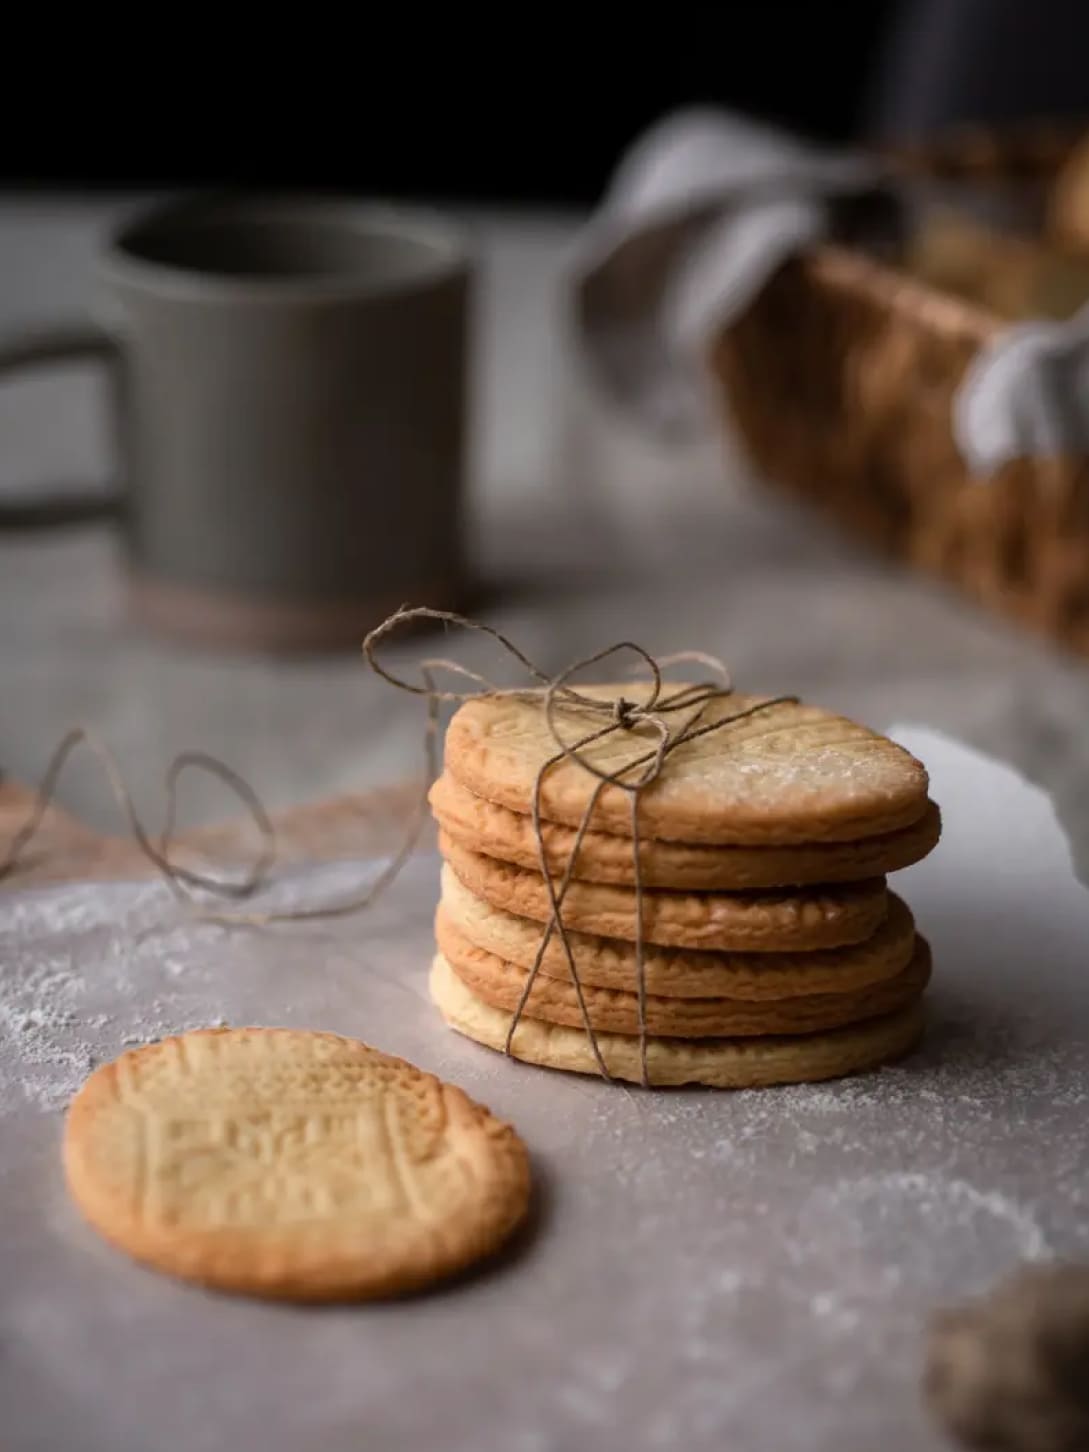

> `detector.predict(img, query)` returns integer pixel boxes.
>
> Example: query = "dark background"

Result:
[0,6,893,202]
[5,0,1088,205]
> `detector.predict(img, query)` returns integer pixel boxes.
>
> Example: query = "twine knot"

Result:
[612,696,641,731]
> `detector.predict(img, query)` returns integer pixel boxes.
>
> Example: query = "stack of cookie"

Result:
[428,687,941,1088]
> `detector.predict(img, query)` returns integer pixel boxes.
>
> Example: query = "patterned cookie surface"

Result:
[439,866,916,1000]
[441,833,888,953]
[444,687,930,844]
[430,955,926,1089]
[437,910,931,1038]
[430,773,941,889]
[63,1027,531,1302]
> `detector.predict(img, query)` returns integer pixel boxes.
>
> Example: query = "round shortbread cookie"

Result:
[440,833,889,953]
[444,686,930,845]
[63,1027,531,1302]
[437,910,931,1038]
[430,955,927,1089]
[429,773,941,890]
[438,865,916,999]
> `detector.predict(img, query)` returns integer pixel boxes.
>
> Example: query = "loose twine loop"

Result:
[0,605,795,1088]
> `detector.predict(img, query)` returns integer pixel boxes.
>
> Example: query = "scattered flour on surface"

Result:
[0,859,394,1115]
[0,881,229,1112]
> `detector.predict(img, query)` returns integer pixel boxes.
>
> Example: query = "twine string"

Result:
[519,645,713,1086]
[0,727,277,903]
[0,605,797,1086]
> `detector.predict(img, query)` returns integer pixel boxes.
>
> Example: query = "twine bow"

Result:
[0,605,796,1088]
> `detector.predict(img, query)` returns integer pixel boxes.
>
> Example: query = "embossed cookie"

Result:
[439,865,916,999]
[440,833,888,953]
[430,955,926,1088]
[430,773,941,889]
[444,686,929,844]
[437,909,931,1038]
[63,1027,531,1302]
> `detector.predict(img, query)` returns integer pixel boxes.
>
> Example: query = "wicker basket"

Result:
[709,123,1089,656]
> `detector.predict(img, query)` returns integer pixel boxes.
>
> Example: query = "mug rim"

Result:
[100,192,472,305]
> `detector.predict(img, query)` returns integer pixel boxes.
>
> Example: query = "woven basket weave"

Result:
[709,124,1089,656]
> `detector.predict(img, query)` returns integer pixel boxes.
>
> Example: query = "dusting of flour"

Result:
[0,859,393,1114]
[0,881,221,1111]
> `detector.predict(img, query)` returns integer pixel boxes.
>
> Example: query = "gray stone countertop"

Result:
[4,197,1089,1452]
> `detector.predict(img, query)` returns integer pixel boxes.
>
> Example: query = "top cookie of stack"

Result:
[431,686,940,889]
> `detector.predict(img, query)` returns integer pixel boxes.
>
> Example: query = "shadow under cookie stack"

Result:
[428,685,941,1089]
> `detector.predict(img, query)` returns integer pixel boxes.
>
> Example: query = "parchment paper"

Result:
[2,727,1088,1452]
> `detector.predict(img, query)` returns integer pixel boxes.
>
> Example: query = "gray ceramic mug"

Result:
[0,196,472,649]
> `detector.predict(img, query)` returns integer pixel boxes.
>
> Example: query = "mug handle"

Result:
[0,324,120,529]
